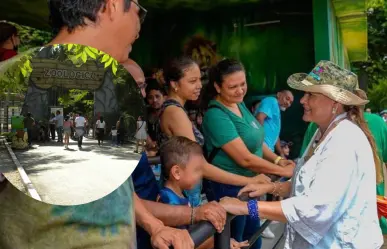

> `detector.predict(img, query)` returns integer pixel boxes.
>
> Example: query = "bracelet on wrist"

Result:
[247,199,260,221]
[190,207,196,225]
[274,156,283,165]
[276,182,283,197]
[270,182,277,195]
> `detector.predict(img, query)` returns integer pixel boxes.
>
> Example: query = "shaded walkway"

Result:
[1,138,140,205]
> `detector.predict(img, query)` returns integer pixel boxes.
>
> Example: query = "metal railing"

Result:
[147,156,283,249]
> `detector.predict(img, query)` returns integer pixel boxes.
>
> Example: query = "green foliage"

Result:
[60,44,119,74]
[367,0,385,8]
[352,5,387,111]
[368,79,387,111]
[0,48,37,94]
[58,89,94,118]
[9,21,52,52]
[0,132,16,142]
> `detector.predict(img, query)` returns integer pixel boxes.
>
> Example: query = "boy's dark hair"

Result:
[145,78,167,97]
[160,136,203,180]
[48,0,132,34]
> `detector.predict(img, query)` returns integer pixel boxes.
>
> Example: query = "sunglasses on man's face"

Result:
[131,0,147,24]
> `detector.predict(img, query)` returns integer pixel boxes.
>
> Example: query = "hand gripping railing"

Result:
[147,156,283,249]
[185,187,281,249]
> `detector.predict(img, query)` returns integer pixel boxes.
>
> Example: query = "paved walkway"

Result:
[0,142,28,196]
[262,222,285,249]
[0,138,141,205]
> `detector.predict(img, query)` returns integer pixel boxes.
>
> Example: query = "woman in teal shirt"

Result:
[202,59,294,249]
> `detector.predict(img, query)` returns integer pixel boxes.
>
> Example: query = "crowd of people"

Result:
[1,1,387,249]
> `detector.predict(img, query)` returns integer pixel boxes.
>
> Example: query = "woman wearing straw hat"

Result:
[219,61,384,248]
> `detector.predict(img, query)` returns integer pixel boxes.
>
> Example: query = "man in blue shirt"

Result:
[255,90,294,156]
[254,90,293,239]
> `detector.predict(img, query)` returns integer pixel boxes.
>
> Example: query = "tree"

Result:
[352,4,387,111]
[9,21,52,52]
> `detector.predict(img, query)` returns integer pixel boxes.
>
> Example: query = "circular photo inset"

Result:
[0,44,146,205]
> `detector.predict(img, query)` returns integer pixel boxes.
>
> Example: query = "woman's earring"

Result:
[174,88,178,92]
[332,108,337,114]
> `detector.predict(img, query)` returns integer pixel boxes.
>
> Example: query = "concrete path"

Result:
[0,138,141,205]
[261,222,285,249]
[0,142,28,196]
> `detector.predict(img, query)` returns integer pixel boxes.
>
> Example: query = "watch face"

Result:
[0,43,145,206]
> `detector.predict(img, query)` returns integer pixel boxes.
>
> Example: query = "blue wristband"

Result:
[247,199,259,221]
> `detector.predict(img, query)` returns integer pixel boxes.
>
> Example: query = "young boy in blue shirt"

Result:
[157,136,249,249]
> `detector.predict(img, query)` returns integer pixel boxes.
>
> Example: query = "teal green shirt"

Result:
[202,100,264,177]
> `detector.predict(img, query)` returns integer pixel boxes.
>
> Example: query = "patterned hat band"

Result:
[301,79,355,93]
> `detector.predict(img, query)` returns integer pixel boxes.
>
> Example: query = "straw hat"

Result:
[287,60,368,106]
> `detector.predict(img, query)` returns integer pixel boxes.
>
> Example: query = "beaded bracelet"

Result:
[247,199,259,221]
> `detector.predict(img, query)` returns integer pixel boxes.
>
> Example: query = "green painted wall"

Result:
[132,4,314,94]
[313,0,332,63]
[332,0,368,62]
[313,0,350,69]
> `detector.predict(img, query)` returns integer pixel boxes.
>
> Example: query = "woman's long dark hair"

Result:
[203,58,245,108]
[100,116,104,123]
[346,90,383,184]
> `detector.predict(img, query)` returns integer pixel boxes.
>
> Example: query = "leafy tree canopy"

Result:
[353,2,387,112]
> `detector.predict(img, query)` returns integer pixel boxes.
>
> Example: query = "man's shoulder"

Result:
[261,96,277,104]
[256,97,279,116]
[258,97,278,111]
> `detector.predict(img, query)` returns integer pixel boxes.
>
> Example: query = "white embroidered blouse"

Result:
[281,117,383,249]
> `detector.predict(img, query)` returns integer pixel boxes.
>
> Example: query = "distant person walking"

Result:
[110,126,118,147]
[116,116,125,146]
[95,116,106,146]
[63,115,72,149]
[74,112,86,149]
[134,116,147,153]
[49,113,56,140]
[54,110,64,143]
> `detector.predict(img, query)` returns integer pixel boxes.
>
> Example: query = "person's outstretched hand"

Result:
[253,174,271,184]
[238,183,272,198]
[219,197,247,216]
[151,225,194,249]
[195,201,227,233]
[278,159,295,168]
[282,164,295,178]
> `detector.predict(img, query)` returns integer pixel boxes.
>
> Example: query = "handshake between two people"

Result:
[151,159,295,249]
